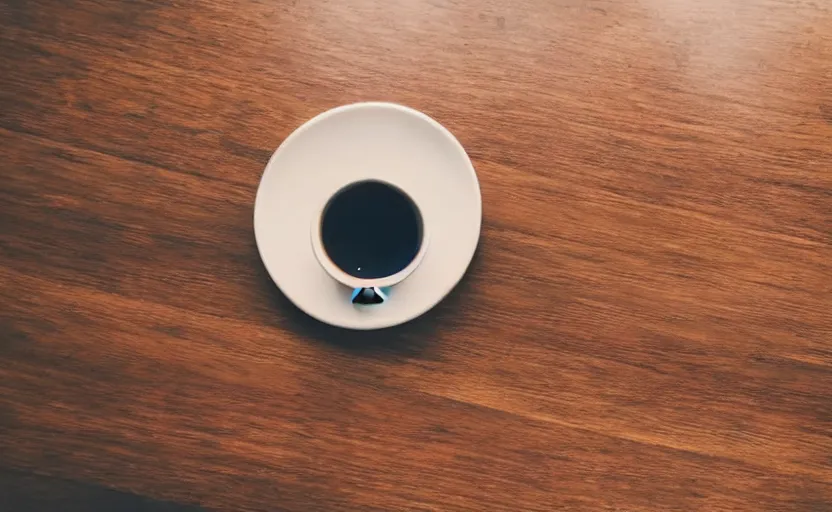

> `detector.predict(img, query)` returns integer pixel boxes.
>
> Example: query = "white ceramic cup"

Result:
[310,179,430,304]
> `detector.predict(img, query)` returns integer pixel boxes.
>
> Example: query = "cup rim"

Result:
[310,178,430,290]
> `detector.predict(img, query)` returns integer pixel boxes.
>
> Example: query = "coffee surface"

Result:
[321,181,422,279]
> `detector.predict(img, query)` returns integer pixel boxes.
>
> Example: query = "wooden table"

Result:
[2,1,830,510]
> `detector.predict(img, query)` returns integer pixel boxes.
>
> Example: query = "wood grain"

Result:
[2,0,831,510]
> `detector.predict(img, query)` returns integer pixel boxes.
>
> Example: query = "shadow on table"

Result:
[0,468,205,512]
[258,241,485,357]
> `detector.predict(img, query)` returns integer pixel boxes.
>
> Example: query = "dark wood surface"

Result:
[2,0,831,510]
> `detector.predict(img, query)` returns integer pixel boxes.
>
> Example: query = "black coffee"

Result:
[320,181,422,279]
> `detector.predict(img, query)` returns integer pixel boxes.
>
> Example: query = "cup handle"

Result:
[351,287,388,305]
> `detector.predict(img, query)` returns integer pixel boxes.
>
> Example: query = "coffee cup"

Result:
[310,179,429,305]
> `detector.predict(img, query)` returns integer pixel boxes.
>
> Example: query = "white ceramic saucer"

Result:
[254,102,481,330]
